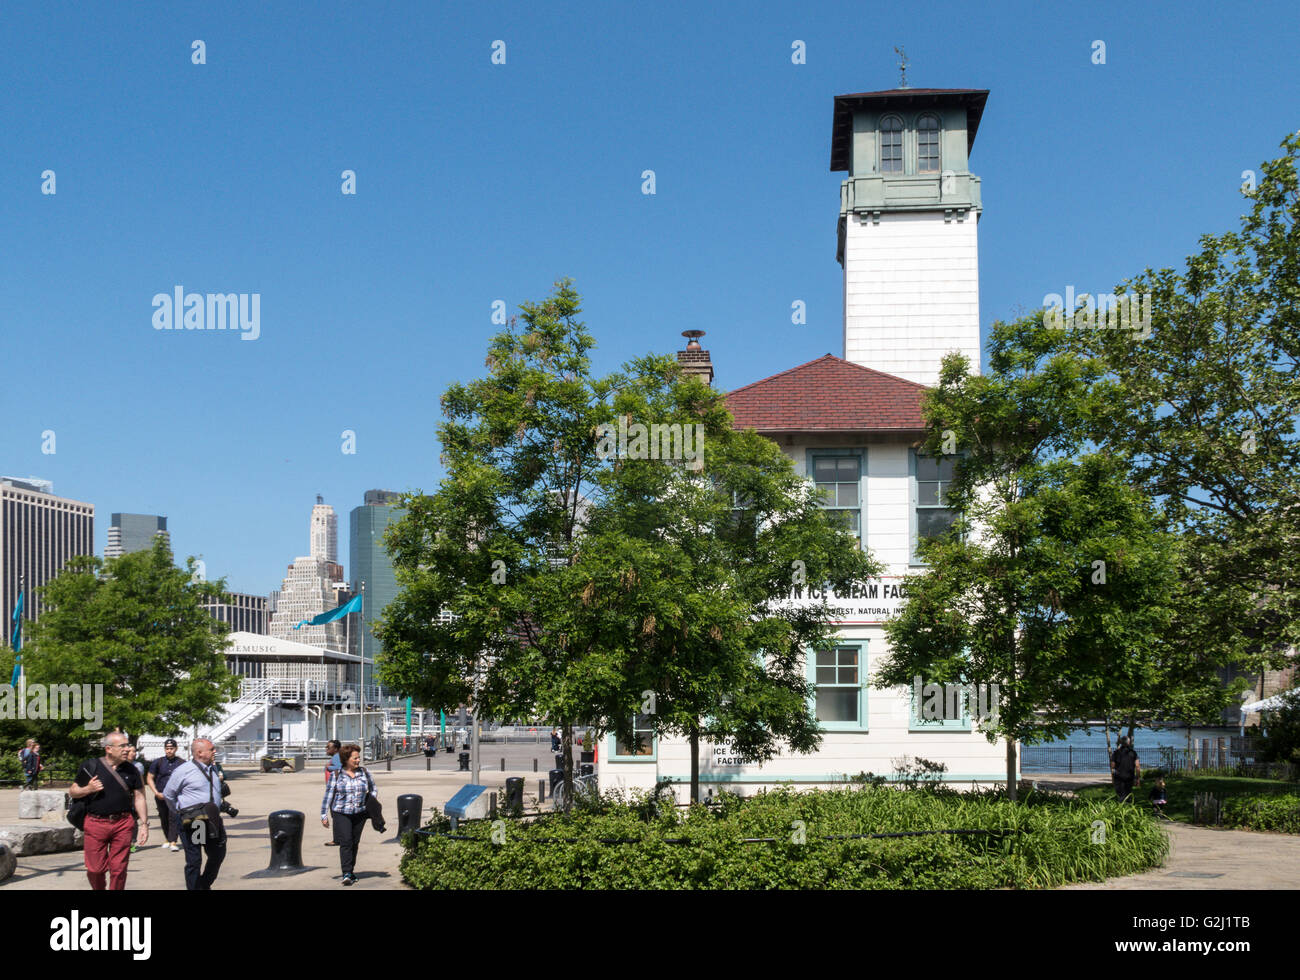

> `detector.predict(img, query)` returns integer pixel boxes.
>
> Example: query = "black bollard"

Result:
[505,777,524,815]
[426,756,431,771]
[539,778,546,802]
[500,757,505,772]
[579,763,595,778]
[554,754,564,770]
[245,810,309,877]
[458,752,470,771]
[489,792,497,819]
[548,768,563,794]
[397,794,423,838]
[533,758,538,772]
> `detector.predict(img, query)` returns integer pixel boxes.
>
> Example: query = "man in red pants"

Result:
[70,732,149,889]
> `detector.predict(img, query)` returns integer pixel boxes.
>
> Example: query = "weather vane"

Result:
[894,45,909,89]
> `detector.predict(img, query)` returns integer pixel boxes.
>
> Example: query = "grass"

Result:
[1076,772,1300,831]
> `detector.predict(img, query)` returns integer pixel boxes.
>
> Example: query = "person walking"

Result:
[1110,735,1141,802]
[321,743,376,886]
[22,741,42,788]
[147,738,186,852]
[163,738,227,891]
[125,745,146,852]
[69,732,149,890]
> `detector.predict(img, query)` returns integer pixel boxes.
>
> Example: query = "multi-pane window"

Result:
[880,116,903,173]
[918,115,940,173]
[814,648,861,723]
[914,454,957,558]
[813,456,860,535]
[614,713,655,757]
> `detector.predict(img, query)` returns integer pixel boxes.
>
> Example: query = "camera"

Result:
[220,800,239,818]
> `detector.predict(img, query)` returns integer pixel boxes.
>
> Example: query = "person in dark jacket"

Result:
[22,741,41,788]
[1110,735,1141,802]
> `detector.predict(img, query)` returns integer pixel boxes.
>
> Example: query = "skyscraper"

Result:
[311,495,338,563]
[349,489,406,688]
[1,477,95,628]
[268,498,348,650]
[104,513,169,559]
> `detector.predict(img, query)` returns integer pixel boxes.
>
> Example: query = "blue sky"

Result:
[2,0,1296,597]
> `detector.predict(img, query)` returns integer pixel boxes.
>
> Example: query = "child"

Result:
[1148,775,1168,812]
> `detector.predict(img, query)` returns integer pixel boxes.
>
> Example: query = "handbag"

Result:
[178,762,225,842]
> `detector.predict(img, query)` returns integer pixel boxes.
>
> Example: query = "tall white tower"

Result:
[832,88,987,386]
[310,496,337,563]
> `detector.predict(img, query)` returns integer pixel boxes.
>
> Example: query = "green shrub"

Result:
[1220,793,1300,833]
[401,783,1168,889]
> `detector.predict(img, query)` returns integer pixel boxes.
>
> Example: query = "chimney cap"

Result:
[682,329,706,350]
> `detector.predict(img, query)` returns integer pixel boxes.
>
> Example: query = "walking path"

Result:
[4,764,1296,890]
[1028,773,1300,889]
[0,752,552,891]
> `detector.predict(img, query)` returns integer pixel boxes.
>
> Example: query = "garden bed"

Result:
[401,784,1168,889]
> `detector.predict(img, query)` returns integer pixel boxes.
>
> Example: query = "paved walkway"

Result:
[5,764,1296,890]
[0,754,553,892]
[1026,773,1300,889]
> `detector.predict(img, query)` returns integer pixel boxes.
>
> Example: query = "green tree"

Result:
[585,365,882,802]
[1,537,238,757]
[377,280,628,804]
[376,279,880,805]
[875,316,1186,799]
[1068,131,1300,683]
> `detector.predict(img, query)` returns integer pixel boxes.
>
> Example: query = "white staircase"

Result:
[207,678,274,742]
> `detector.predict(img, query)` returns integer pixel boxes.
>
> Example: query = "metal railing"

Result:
[1021,737,1276,776]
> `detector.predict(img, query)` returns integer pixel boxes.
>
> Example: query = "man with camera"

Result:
[162,738,227,890]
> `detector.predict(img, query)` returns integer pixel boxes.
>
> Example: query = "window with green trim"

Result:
[912,452,957,562]
[812,647,864,726]
[909,681,973,732]
[613,713,655,758]
[812,456,861,536]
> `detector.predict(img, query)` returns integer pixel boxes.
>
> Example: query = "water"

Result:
[1021,725,1239,773]
[1039,725,1234,754]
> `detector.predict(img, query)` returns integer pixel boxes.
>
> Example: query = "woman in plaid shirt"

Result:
[321,743,376,886]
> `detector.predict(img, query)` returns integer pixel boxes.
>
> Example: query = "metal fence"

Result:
[1021,737,1280,776]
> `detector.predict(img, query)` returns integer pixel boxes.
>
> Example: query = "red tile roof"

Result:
[726,354,929,432]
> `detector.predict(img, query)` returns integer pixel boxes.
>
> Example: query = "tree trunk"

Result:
[562,724,574,811]
[1005,737,1018,802]
[689,725,700,803]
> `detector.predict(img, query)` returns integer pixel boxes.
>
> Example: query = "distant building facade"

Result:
[202,591,269,635]
[104,513,169,559]
[268,499,349,650]
[350,489,406,688]
[1,477,95,628]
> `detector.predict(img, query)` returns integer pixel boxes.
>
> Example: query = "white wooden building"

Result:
[598,86,1012,797]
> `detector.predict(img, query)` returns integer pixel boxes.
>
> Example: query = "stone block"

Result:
[18,790,67,820]
[0,843,15,882]
[0,823,80,857]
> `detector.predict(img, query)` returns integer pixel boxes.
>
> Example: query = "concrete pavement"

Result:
[0,753,553,892]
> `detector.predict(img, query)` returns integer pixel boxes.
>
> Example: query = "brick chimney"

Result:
[677,330,714,386]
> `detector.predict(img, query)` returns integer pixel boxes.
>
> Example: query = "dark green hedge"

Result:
[401,785,1168,889]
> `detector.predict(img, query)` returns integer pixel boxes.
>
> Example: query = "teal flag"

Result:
[293,593,362,629]
[9,589,23,685]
